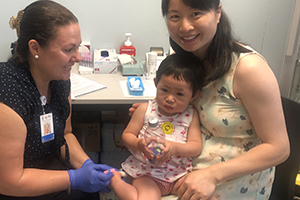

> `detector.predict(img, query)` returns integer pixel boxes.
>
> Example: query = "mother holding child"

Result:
[120,0,290,199]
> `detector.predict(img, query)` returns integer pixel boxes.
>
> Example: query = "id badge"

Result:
[40,113,54,143]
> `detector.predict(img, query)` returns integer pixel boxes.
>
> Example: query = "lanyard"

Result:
[40,96,47,114]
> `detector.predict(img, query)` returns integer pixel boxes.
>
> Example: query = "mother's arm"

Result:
[176,54,290,200]
[0,103,70,196]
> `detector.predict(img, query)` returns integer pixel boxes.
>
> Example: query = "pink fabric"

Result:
[146,175,176,196]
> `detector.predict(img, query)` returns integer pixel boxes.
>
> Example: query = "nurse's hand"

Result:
[175,168,217,200]
[67,159,114,193]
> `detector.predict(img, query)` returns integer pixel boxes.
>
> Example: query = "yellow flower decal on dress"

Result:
[161,122,174,135]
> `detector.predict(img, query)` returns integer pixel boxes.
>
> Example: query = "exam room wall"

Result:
[0,0,294,82]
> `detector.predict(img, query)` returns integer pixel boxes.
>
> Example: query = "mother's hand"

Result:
[128,103,142,116]
[175,168,217,200]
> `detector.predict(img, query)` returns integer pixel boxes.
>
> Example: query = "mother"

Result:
[133,0,290,199]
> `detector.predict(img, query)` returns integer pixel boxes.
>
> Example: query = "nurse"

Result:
[0,1,115,199]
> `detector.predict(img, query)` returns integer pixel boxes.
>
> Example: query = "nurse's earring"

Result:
[35,55,39,59]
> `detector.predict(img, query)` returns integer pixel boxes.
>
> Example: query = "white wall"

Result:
[222,0,294,81]
[0,0,295,82]
[0,0,169,62]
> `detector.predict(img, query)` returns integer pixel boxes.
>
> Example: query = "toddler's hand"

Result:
[156,141,173,164]
[137,138,154,160]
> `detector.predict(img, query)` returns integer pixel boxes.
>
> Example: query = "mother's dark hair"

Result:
[12,0,78,63]
[161,0,251,82]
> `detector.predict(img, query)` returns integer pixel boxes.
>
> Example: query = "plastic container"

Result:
[127,76,144,96]
[120,33,136,56]
[144,117,166,164]
[147,52,157,75]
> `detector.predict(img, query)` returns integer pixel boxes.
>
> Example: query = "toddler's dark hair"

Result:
[156,53,204,96]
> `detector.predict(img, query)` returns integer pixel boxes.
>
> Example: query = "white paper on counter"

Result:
[70,73,107,99]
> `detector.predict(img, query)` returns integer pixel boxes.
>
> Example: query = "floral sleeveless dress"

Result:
[122,99,194,182]
[162,49,274,200]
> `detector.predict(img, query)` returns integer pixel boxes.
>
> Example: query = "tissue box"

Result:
[121,56,144,76]
[127,76,144,96]
[94,49,118,74]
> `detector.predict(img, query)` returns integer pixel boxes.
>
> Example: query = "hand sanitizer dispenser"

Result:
[120,33,136,56]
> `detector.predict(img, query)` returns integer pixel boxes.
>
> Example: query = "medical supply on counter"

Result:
[121,56,144,76]
[117,54,144,76]
[79,52,93,74]
[120,33,136,56]
[94,49,118,74]
[78,43,93,74]
[150,47,164,56]
[146,52,157,75]
[144,47,166,80]
[127,76,144,96]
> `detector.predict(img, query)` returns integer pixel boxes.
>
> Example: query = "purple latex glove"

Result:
[67,159,114,193]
